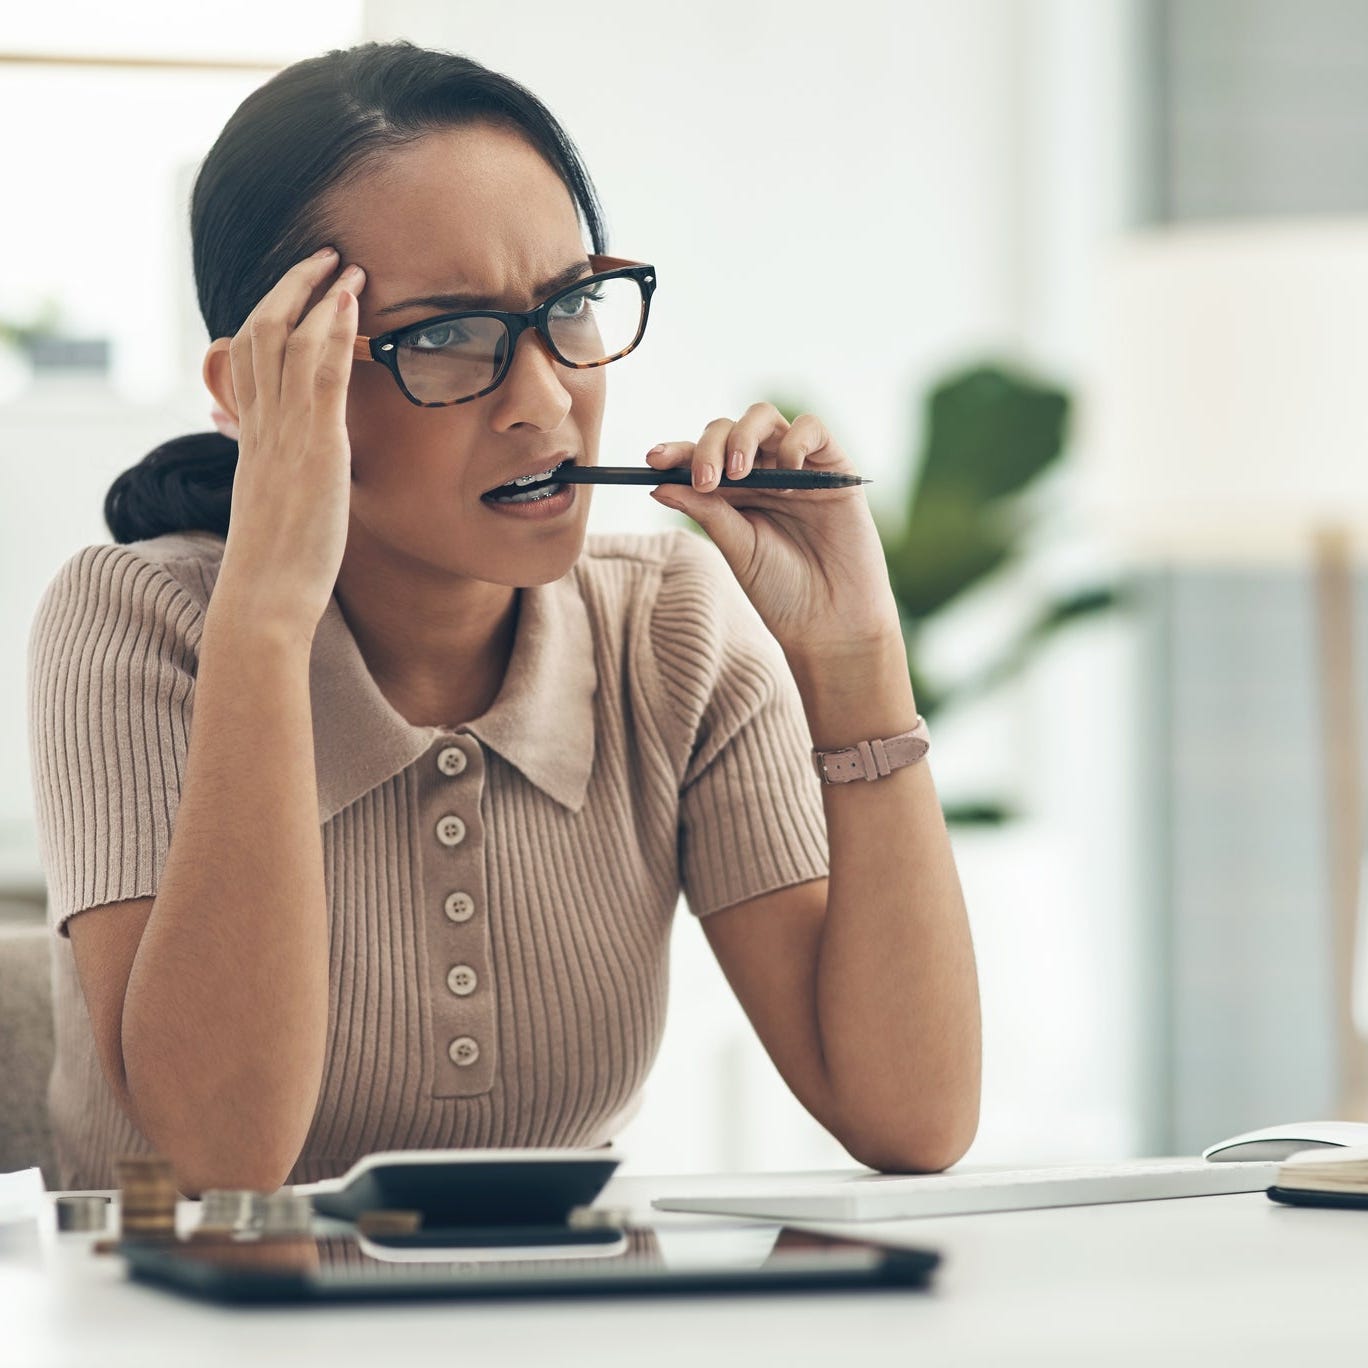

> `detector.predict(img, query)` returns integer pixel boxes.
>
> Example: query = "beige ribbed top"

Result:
[26,527,829,1189]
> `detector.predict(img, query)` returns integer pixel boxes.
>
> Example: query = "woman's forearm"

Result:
[788,632,982,1172]
[120,593,329,1195]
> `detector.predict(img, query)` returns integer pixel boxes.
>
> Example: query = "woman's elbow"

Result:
[844,1102,980,1174]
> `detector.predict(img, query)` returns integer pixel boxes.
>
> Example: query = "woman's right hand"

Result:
[212,246,366,646]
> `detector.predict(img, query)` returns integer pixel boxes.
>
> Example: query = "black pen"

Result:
[557,465,870,489]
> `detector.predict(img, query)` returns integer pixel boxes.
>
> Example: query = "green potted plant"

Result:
[875,363,1121,818]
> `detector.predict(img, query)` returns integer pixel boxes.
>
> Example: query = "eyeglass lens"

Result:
[394,275,646,404]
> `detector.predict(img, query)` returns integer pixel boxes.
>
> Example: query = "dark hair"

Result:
[104,40,607,545]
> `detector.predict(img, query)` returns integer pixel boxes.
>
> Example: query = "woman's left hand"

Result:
[646,403,902,658]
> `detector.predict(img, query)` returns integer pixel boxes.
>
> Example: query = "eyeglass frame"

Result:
[349,254,657,407]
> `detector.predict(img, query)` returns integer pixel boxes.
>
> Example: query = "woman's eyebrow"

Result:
[373,260,595,317]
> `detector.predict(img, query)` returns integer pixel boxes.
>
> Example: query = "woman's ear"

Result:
[203,339,241,440]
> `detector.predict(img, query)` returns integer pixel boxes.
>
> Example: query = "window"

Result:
[0,4,363,402]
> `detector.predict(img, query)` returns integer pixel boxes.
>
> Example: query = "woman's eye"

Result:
[551,287,602,320]
[405,322,462,350]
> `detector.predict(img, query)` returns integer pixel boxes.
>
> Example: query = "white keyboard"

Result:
[650,1157,1283,1223]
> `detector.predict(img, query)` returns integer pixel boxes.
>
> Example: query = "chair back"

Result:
[0,923,56,1185]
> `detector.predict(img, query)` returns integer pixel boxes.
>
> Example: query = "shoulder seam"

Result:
[56,544,210,629]
[73,542,211,588]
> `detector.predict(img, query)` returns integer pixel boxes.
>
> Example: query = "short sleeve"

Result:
[26,544,203,937]
[651,530,829,918]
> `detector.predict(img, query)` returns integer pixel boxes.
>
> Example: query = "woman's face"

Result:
[322,121,605,587]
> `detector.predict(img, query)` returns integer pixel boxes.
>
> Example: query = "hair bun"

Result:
[104,432,237,544]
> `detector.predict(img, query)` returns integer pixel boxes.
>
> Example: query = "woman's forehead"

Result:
[327,125,584,301]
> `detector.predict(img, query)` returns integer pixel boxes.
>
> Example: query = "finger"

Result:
[279,263,366,413]
[227,329,259,422]
[644,441,695,469]
[724,403,794,482]
[649,482,760,572]
[775,413,854,473]
[312,285,362,424]
[244,246,344,410]
[687,417,738,491]
[647,441,789,502]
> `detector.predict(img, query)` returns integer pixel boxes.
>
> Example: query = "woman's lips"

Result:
[479,479,577,519]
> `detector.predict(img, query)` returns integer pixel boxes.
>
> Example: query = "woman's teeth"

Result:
[484,460,567,500]
[487,480,566,504]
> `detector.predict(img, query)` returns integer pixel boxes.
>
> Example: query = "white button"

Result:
[437,746,467,777]
[448,1036,480,1066]
[444,891,476,923]
[447,964,478,996]
[435,814,466,847]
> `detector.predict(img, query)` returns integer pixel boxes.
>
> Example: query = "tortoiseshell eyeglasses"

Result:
[349,254,656,407]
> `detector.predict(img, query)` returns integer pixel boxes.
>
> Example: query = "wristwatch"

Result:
[810,716,931,784]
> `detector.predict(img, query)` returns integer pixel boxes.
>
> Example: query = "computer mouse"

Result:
[1202,1119,1368,1162]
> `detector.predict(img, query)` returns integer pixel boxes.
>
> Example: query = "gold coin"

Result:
[356,1209,422,1235]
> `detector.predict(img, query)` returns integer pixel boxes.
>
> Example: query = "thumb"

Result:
[651,485,754,569]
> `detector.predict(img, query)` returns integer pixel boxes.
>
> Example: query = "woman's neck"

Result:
[333,549,521,730]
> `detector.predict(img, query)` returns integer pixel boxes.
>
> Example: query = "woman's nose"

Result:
[494,326,573,419]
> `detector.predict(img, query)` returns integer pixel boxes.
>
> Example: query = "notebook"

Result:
[651,1157,1282,1223]
[1267,1143,1368,1209]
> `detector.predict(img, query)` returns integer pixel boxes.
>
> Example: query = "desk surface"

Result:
[4,1167,1362,1367]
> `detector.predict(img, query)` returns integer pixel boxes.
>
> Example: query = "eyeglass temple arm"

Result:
[351,255,649,359]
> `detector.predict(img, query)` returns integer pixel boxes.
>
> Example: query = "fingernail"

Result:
[311,245,338,259]
[340,263,364,283]
[728,449,745,477]
[646,444,665,458]
[695,462,715,488]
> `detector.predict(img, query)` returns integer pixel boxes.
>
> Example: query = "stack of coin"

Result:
[258,1190,314,1238]
[114,1155,178,1240]
[355,1208,422,1237]
[193,1189,264,1239]
[54,1194,111,1234]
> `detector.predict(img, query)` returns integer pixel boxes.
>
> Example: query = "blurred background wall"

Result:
[4,0,1367,1177]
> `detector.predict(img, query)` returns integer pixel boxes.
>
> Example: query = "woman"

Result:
[27,40,980,1195]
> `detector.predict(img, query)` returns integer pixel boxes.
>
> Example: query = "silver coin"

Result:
[199,1189,264,1231]
[55,1194,111,1233]
[258,1190,313,1236]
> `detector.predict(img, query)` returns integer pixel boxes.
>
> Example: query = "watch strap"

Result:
[810,717,930,784]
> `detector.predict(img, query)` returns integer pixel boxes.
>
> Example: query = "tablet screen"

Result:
[119,1222,941,1303]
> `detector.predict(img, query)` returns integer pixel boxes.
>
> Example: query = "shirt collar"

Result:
[309,571,597,823]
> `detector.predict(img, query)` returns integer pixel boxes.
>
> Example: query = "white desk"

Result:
[4,1167,1364,1367]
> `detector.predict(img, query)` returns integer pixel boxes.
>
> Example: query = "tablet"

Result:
[117,1222,941,1303]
